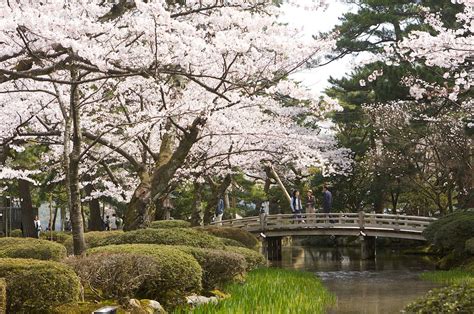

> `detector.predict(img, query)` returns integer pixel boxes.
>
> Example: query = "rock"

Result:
[141,299,166,313]
[129,298,142,309]
[186,295,218,306]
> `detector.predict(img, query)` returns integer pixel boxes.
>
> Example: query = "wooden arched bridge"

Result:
[211,212,437,260]
[212,212,436,241]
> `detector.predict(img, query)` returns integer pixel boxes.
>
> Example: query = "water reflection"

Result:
[271,246,439,313]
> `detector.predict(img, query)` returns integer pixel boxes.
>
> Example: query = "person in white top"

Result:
[34,216,41,238]
[109,214,118,230]
[290,190,305,223]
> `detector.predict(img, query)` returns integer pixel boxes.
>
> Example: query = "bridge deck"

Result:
[211,212,436,241]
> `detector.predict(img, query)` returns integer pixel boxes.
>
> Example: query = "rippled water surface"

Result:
[270,246,439,314]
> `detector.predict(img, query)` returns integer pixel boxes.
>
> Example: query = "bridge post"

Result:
[259,213,267,231]
[360,236,376,260]
[265,236,282,261]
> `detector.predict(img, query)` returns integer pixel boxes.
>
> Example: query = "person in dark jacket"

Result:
[215,197,225,226]
[290,190,304,223]
[322,185,333,213]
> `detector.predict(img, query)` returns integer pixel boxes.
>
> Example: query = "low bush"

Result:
[219,238,246,247]
[149,220,191,229]
[199,227,258,249]
[405,284,474,313]
[10,229,23,237]
[64,230,122,254]
[423,211,474,253]
[466,238,474,255]
[40,231,72,244]
[175,246,246,290]
[0,237,67,261]
[0,258,81,312]
[87,244,202,308]
[0,278,5,314]
[97,228,223,249]
[223,246,266,271]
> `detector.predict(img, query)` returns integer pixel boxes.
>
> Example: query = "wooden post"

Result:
[361,236,376,260]
[266,236,282,261]
[358,211,365,229]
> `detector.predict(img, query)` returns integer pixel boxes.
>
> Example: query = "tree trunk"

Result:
[264,164,291,204]
[191,182,203,226]
[84,177,103,231]
[52,206,58,231]
[203,175,232,225]
[18,179,36,238]
[124,171,153,231]
[68,73,86,255]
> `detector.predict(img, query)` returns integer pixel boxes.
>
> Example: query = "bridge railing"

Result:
[213,212,437,234]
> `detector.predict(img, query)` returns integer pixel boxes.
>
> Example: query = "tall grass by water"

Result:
[420,269,474,286]
[176,268,335,314]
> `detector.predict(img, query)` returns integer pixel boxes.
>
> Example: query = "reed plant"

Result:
[176,268,335,314]
[420,269,474,286]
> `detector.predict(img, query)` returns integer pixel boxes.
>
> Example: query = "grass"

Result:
[175,268,335,314]
[420,269,474,286]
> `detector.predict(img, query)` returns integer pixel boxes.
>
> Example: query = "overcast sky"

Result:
[281,0,357,94]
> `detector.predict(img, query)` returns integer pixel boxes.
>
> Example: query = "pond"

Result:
[270,245,439,313]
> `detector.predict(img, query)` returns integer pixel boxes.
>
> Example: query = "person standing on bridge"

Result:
[290,190,304,223]
[305,190,316,221]
[322,185,332,213]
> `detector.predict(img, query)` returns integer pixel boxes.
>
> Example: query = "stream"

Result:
[270,246,439,313]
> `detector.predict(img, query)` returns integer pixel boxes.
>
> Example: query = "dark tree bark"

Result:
[18,179,36,238]
[84,176,104,231]
[203,174,232,225]
[191,181,203,226]
[67,71,86,255]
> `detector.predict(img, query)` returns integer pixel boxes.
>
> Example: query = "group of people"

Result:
[290,185,332,221]
[104,213,123,231]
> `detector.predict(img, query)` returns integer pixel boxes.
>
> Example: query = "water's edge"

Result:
[270,246,439,313]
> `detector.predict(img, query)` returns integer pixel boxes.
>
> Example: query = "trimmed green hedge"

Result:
[219,238,246,248]
[10,229,23,237]
[150,220,191,229]
[199,227,258,249]
[424,211,474,253]
[87,244,202,308]
[175,246,246,290]
[97,228,223,249]
[64,230,123,254]
[0,278,5,314]
[0,258,81,312]
[40,231,72,244]
[466,238,474,255]
[405,284,474,313]
[0,237,67,261]
[224,246,266,271]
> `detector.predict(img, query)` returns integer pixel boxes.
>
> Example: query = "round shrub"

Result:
[224,246,266,271]
[87,244,202,308]
[10,229,23,237]
[466,238,474,255]
[175,246,247,290]
[0,237,67,261]
[0,278,5,314]
[97,228,223,249]
[150,220,191,229]
[424,211,474,253]
[219,237,246,248]
[40,231,72,244]
[64,230,123,254]
[0,258,81,312]
[199,227,258,249]
[405,284,474,313]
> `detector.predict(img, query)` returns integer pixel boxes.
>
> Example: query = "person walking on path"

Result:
[215,197,225,226]
[109,213,118,230]
[306,190,316,222]
[290,190,304,223]
[34,216,41,238]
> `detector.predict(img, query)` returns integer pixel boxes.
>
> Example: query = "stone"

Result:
[141,299,166,313]
[186,295,218,306]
